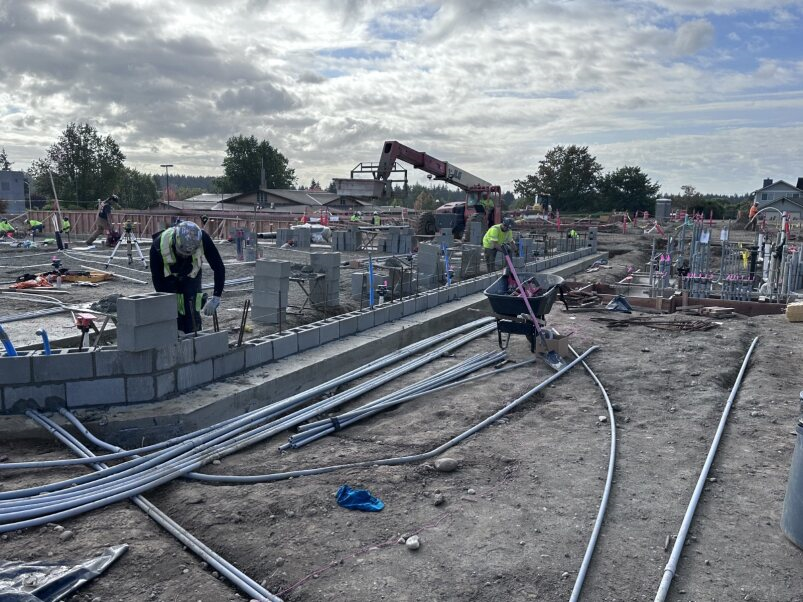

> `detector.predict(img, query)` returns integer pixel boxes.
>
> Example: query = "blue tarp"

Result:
[336,484,384,512]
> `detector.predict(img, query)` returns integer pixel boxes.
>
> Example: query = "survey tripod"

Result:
[105,221,148,269]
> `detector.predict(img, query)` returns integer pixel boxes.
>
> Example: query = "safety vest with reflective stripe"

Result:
[160,227,202,279]
[482,224,513,249]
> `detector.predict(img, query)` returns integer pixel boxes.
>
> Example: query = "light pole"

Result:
[160,164,173,208]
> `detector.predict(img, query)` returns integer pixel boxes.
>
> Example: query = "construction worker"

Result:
[567,228,579,239]
[85,196,116,245]
[372,211,381,226]
[61,216,71,234]
[748,201,759,231]
[0,218,15,237]
[350,210,360,222]
[150,220,226,334]
[25,218,44,239]
[483,217,515,273]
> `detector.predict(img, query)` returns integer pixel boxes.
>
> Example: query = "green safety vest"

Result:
[0,222,14,233]
[160,227,202,279]
[62,220,71,232]
[482,224,513,249]
[28,220,43,227]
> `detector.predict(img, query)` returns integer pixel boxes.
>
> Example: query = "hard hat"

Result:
[174,221,203,256]
[373,211,378,215]
[502,217,514,229]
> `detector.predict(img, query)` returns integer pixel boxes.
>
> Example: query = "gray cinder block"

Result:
[244,338,274,369]
[117,320,178,353]
[66,378,126,408]
[310,319,339,344]
[256,259,291,278]
[386,300,403,322]
[94,349,155,376]
[3,383,65,413]
[268,331,298,360]
[126,376,156,403]
[177,359,214,391]
[0,352,32,385]
[372,305,389,326]
[213,348,245,379]
[155,371,176,398]
[293,325,320,352]
[356,309,374,331]
[154,339,193,371]
[32,349,94,382]
[117,292,177,326]
[402,298,417,316]
[193,331,230,362]
[336,313,359,337]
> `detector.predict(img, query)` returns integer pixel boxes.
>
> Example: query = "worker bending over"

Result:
[25,218,44,239]
[372,211,381,226]
[483,217,515,272]
[0,218,15,237]
[150,221,226,334]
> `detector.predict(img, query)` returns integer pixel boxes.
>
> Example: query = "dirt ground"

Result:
[1,228,802,602]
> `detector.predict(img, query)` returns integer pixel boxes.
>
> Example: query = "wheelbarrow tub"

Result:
[484,272,564,318]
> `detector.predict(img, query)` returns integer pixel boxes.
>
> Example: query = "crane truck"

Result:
[374,140,502,238]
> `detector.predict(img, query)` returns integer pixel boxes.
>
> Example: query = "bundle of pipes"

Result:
[284,350,507,449]
[0,318,498,534]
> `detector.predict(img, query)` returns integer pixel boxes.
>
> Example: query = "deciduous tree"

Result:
[221,135,295,192]
[598,166,660,213]
[514,145,602,212]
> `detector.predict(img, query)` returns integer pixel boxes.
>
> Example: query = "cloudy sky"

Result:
[2,0,802,196]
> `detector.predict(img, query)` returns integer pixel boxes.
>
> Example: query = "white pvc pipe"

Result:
[654,337,759,601]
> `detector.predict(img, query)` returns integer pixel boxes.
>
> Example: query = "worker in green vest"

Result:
[0,218,15,237]
[482,217,515,273]
[149,221,226,334]
[25,218,44,239]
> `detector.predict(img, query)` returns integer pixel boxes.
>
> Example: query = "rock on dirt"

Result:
[434,457,459,472]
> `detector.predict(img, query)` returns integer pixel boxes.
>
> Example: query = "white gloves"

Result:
[202,295,220,316]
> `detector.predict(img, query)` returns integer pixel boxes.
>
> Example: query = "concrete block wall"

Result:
[378,226,413,255]
[276,228,311,250]
[0,331,232,412]
[253,259,290,324]
[469,221,483,246]
[1,248,596,414]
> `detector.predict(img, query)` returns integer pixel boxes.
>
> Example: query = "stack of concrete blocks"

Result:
[351,271,368,302]
[588,227,598,252]
[519,238,534,263]
[117,292,179,354]
[252,259,290,324]
[276,228,311,250]
[417,242,443,289]
[460,245,482,279]
[434,229,454,248]
[377,226,413,255]
[309,252,340,308]
[468,221,483,246]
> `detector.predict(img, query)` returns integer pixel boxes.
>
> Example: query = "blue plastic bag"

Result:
[336,484,384,512]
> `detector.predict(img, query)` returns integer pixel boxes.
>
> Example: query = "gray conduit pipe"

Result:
[654,336,759,602]
[187,346,599,484]
[0,319,495,495]
[0,322,498,519]
[567,342,616,602]
[27,411,282,602]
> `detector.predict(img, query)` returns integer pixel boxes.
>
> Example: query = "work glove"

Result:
[202,295,220,316]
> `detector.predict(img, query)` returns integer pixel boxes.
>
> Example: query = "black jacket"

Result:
[149,229,225,297]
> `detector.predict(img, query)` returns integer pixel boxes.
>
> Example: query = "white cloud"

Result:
[1,0,802,195]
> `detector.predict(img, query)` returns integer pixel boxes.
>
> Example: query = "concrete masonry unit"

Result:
[0,247,602,443]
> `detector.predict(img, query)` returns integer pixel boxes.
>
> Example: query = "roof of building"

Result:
[763,196,803,210]
[753,179,802,194]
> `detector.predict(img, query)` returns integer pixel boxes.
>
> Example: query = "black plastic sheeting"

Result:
[0,544,127,602]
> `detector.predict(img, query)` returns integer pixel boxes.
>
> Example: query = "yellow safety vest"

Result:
[160,227,202,278]
[482,224,513,249]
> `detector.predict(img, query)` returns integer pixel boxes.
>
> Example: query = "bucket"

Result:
[781,391,803,549]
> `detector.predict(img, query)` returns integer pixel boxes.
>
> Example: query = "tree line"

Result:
[7,125,755,215]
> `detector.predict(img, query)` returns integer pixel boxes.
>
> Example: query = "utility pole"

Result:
[160,164,173,208]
